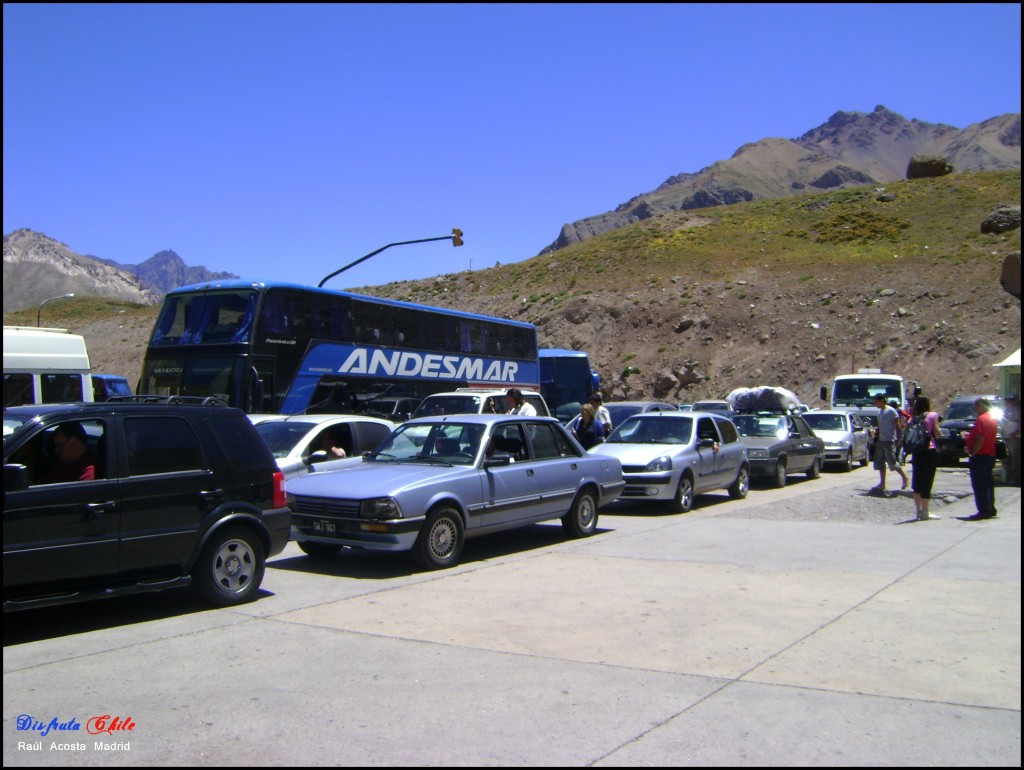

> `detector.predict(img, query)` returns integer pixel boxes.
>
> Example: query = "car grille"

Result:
[291,496,361,518]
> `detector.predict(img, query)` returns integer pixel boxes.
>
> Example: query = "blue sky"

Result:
[4,3,1021,291]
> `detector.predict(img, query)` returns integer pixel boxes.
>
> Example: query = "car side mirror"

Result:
[306,450,330,465]
[4,463,30,492]
[699,438,716,449]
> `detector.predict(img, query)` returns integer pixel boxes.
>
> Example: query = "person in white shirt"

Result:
[505,388,536,416]
[589,392,612,434]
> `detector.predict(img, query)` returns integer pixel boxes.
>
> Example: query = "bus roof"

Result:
[166,280,536,329]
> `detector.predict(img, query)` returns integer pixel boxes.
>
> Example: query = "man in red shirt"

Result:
[961,397,999,520]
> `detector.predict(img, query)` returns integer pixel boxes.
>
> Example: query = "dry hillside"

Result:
[7,172,1021,412]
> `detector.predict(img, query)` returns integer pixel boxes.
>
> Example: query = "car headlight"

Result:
[645,456,672,472]
[940,428,955,438]
[747,448,770,458]
[360,497,403,519]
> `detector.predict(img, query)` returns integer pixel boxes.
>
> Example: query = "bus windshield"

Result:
[150,290,257,346]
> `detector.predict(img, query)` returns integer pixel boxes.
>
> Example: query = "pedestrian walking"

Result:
[871,394,909,495]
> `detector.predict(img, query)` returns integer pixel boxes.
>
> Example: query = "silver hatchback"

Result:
[589,411,750,512]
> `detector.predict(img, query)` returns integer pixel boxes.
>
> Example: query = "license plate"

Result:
[313,519,337,535]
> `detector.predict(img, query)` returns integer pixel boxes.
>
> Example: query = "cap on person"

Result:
[589,392,604,403]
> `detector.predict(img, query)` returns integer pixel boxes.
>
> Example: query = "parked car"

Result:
[589,411,749,512]
[690,400,733,416]
[3,397,290,612]
[253,414,395,481]
[411,388,551,419]
[935,394,1004,465]
[91,373,133,401]
[285,414,625,570]
[802,409,870,471]
[355,396,422,423]
[731,412,826,487]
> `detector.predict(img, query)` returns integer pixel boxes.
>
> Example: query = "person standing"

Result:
[1002,394,1021,486]
[505,388,536,417]
[572,402,605,450]
[909,395,942,520]
[961,397,999,520]
[872,394,909,494]
[589,392,612,434]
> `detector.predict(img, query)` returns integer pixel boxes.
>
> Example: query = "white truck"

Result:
[819,369,920,457]
[3,325,95,408]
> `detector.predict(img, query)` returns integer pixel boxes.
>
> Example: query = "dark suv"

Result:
[3,397,291,612]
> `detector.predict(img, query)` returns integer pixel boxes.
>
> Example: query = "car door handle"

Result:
[526,469,535,477]
[199,489,226,500]
[84,501,116,519]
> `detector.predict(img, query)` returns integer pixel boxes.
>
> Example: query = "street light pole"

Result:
[318,229,464,288]
[37,293,75,327]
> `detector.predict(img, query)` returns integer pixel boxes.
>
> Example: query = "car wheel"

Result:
[192,525,265,607]
[773,459,787,488]
[298,541,339,559]
[842,450,854,473]
[859,449,869,467]
[806,456,821,479]
[728,464,749,499]
[672,474,695,513]
[562,488,599,538]
[413,507,465,570]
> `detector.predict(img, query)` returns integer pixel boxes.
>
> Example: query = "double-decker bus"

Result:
[138,281,539,414]
[539,348,600,422]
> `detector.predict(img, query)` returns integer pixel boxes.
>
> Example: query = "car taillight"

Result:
[272,470,287,509]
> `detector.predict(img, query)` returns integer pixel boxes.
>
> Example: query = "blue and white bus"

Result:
[138,281,539,414]
[539,348,600,422]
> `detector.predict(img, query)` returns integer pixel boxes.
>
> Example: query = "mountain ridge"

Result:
[543,106,1020,253]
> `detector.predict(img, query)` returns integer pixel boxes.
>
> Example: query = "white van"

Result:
[411,388,550,419]
[3,326,94,407]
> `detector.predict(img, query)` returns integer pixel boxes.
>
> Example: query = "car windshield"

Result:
[945,403,976,420]
[370,422,483,465]
[803,414,847,431]
[3,412,34,443]
[607,415,693,444]
[693,402,730,413]
[254,420,321,458]
[733,414,787,438]
[413,395,481,417]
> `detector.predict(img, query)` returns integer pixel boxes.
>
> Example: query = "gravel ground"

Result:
[721,464,1010,525]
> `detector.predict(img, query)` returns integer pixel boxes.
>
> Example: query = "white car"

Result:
[802,409,870,471]
[253,414,395,481]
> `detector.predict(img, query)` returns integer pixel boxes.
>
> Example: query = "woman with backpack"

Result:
[908,395,942,521]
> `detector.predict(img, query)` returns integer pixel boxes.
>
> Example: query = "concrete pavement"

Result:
[3,466,1020,766]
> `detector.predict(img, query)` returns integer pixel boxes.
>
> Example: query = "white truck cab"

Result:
[3,326,94,407]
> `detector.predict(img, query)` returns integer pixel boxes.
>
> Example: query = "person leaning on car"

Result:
[506,388,536,417]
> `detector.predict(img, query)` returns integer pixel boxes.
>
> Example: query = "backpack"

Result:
[902,416,931,454]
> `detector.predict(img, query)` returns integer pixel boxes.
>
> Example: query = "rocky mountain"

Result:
[2,230,237,313]
[2,229,162,314]
[98,249,238,295]
[543,106,1021,253]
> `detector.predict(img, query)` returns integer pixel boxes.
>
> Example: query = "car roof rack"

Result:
[106,395,229,407]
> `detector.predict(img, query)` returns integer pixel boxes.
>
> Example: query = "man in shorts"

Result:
[871,394,908,494]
